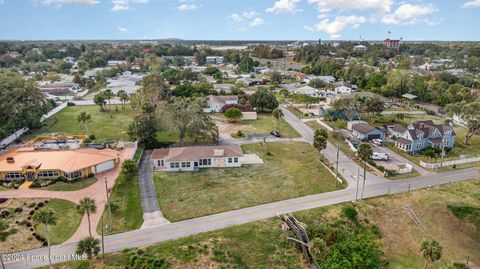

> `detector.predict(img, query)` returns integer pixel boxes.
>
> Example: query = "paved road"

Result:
[137,150,169,227]
[4,166,479,269]
[279,105,385,187]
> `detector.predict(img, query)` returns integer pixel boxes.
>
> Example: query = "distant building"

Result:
[353,45,367,52]
[384,39,400,51]
[203,95,239,113]
[351,123,385,141]
[151,145,244,172]
[206,56,225,65]
[108,60,126,66]
[333,81,354,95]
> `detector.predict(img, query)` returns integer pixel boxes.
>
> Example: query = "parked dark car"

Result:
[270,131,281,137]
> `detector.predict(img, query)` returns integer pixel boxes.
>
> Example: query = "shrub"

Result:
[220,103,253,113]
[89,134,96,140]
[30,180,42,188]
[224,108,242,123]
[236,130,244,138]
[14,207,23,213]
[341,205,358,221]
[122,160,138,175]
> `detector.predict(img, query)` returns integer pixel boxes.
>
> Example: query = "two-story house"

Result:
[388,120,455,153]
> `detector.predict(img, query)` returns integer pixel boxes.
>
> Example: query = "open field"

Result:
[215,113,300,139]
[97,172,143,236]
[154,142,343,221]
[34,177,97,191]
[32,105,138,141]
[0,199,82,253]
[58,179,480,269]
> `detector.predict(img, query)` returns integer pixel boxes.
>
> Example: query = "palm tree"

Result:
[421,239,442,269]
[33,209,57,269]
[313,129,328,171]
[102,89,114,118]
[357,143,373,200]
[77,198,97,237]
[77,112,92,133]
[93,92,106,112]
[117,90,129,110]
[76,236,100,269]
[0,219,10,269]
[272,108,284,131]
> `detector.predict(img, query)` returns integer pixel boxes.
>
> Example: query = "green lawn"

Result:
[36,199,83,245]
[33,105,138,141]
[34,177,97,191]
[60,179,480,269]
[222,113,300,138]
[0,185,8,191]
[97,172,143,235]
[154,142,343,222]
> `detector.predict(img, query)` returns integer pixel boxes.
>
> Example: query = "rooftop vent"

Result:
[6,157,14,163]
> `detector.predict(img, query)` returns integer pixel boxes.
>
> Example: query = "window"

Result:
[5,172,24,179]
[37,171,59,178]
[181,162,190,168]
[170,163,175,169]
[228,158,233,163]
[157,160,164,167]
[199,159,211,166]
[64,170,82,180]
[175,162,180,168]
[234,157,238,163]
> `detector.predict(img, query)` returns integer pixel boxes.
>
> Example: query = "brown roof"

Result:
[352,123,378,134]
[396,138,412,145]
[334,81,352,88]
[0,148,119,173]
[151,145,243,162]
[390,124,407,133]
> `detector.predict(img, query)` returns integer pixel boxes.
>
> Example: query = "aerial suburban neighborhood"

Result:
[0,1,480,268]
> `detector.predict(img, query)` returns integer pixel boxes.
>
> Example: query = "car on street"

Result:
[270,130,281,137]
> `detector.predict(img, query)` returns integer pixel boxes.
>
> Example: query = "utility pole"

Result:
[104,176,113,231]
[355,168,360,201]
[101,215,105,265]
[335,144,340,187]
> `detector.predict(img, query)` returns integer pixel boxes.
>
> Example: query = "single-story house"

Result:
[402,93,418,100]
[334,81,354,94]
[206,56,225,65]
[151,145,244,172]
[0,147,120,182]
[351,123,385,141]
[203,95,239,113]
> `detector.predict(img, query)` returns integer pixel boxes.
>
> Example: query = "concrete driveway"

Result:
[371,143,431,176]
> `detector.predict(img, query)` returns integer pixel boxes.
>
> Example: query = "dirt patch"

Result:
[214,116,254,138]
[0,198,51,253]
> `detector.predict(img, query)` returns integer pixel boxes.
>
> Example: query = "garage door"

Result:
[367,134,381,140]
[96,161,114,173]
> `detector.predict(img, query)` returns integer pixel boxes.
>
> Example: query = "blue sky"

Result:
[0,0,479,40]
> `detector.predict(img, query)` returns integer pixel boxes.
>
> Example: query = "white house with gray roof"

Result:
[389,120,455,153]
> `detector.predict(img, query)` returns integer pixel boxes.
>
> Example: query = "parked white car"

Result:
[372,139,383,146]
[371,152,389,161]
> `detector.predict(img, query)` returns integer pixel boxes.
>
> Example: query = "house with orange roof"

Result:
[0,147,120,182]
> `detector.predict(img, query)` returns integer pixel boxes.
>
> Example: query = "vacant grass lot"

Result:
[34,177,97,191]
[61,179,480,269]
[97,172,143,235]
[154,142,342,221]
[36,199,83,245]
[33,105,138,141]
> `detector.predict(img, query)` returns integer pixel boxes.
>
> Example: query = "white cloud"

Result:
[266,0,301,14]
[242,11,260,19]
[178,4,197,10]
[308,0,393,14]
[463,0,480,8]
[228,13,242,22]
[250,17,265,27]
[40,0,99,5]
[306,15,366,39]
[117,27,128,32]
[111,0,149,11]
[381,3,437,25]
